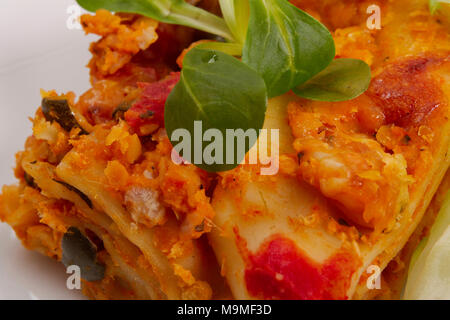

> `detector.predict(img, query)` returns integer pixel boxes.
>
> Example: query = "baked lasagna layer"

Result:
[0,0,449,300]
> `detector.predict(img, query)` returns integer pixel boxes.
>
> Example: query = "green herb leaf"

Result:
[165,48,267,172]
[430,0,450,14]
[76,0,234,41]
[196,41,243,56]
[219,0,250,44]
[293,58,371,102]
[243,0,335,98]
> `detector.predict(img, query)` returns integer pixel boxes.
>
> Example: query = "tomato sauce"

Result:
[245,236,358,300]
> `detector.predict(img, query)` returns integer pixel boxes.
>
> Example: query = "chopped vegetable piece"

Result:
[23,172,38,189]
[112,102,133,121]
[404,191,450,299]
[125,72,180,134]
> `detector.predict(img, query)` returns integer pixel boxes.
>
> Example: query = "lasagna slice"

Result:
[209,0,450,300]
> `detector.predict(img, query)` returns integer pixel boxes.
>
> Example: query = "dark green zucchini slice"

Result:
[62,227,105,282]
[41,98,88,134]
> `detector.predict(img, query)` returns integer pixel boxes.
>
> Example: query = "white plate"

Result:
[0,0,97,299]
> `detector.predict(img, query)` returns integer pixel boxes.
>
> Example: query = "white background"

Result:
[0,0,97,299]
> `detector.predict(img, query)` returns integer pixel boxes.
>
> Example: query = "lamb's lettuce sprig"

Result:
[76,0,372,172]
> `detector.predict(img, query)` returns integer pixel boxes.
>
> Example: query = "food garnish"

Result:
[77,0,371,171]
